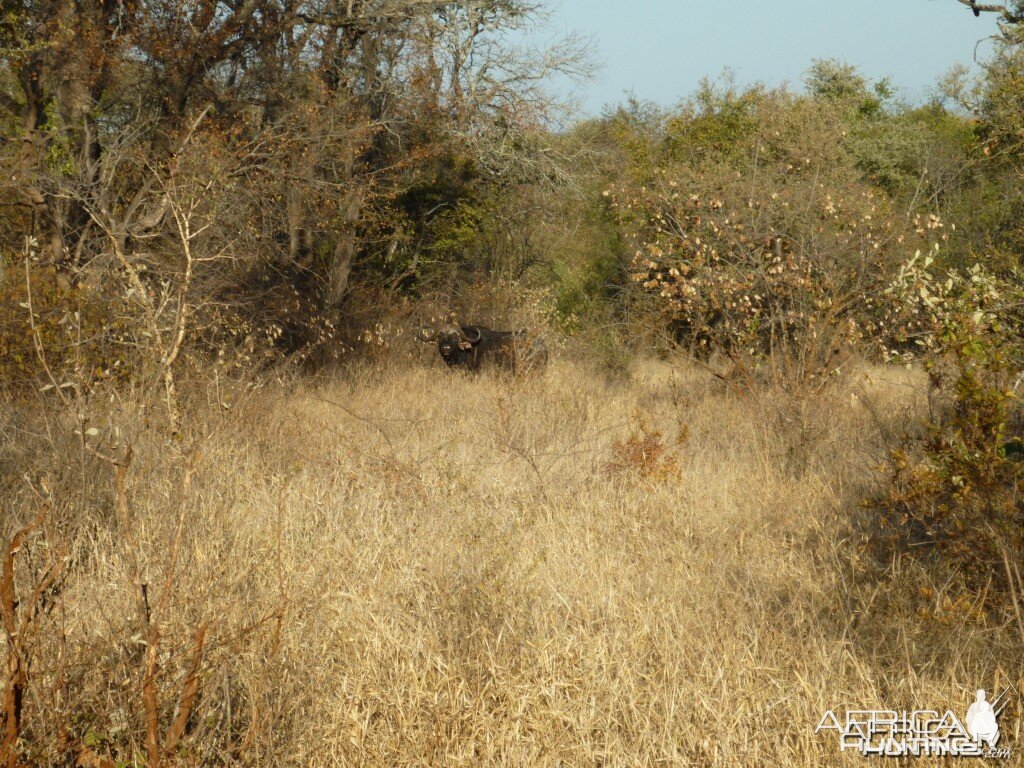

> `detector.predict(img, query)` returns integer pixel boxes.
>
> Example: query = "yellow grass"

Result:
[4,358,1021,766]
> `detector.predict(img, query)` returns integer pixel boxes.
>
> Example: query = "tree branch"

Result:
[955,0,1024,23]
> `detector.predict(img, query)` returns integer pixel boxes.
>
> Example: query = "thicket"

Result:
[590,52,1024,630]
[2,0,1024,764]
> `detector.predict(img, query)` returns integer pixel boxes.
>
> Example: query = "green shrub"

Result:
[867,327,1024,618]
[0,249,134,394]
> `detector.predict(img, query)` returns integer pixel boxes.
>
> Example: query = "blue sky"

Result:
[545,0,1003,114]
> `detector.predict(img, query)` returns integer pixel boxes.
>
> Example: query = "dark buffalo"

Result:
[417,323,548,372]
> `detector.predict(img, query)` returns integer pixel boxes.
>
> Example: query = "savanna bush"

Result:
[607,179,945,364]
[596,64,1022,385]
[0,247,136,394]
[866,326,1024,623]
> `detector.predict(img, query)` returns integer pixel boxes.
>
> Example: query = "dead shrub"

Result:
[603,420,683,482]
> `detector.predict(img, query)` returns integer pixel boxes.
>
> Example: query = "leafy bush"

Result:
[608,179,940,362]
[867,326,1024,620]
[874,248,1017,360]
[0,247,135,394]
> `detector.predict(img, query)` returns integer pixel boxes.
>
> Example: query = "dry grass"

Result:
[2,357,1021,766]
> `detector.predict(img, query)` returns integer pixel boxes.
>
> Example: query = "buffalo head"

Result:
[417,324,481,366]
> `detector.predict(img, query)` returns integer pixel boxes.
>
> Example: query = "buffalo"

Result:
[417,323,548,373]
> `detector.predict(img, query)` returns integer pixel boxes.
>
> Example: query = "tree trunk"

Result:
[17,57,66,266]
[328,187,364,306]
